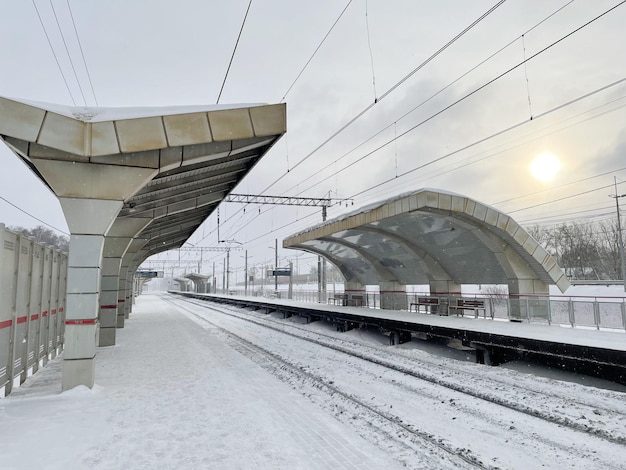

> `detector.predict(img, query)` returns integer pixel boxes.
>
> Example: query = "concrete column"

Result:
[61,197,122,391]
[117,264,130,326]
[99,255,122,346]
[379,281,408,310]
[118,241,148,325]
[507,279,550,321]
[99,218,151,342]
[429,279,462,315]
[344,280,365,306]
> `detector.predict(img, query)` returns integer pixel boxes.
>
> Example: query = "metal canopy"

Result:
[0,97,286,259]
[283,189,570,292]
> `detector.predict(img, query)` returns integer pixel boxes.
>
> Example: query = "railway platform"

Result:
[1,294,402,470]
[179,291,626,384]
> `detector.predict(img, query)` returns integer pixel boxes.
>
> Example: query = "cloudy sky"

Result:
[0,0,624,277]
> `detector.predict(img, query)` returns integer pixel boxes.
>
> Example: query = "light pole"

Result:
[241,251,252,296]
[275,238,278,295]
[610,177,626,291]
[219,239,242,295]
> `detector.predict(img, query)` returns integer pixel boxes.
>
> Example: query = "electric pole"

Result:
[610,177,626,291]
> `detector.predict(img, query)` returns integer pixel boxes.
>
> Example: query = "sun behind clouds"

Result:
[530,153,561,182]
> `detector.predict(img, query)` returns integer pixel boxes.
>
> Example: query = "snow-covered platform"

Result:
[181,292,626,384]
[1,294,403,470]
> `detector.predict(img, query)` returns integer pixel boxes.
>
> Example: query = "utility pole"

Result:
[610,177,626,291]
[274,238,278,296]
[318,205,327,303]
[244,250,248,296]
[226,248,230,294]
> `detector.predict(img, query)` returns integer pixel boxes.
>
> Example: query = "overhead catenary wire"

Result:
[280,0,355,103]
[48,0,87,106]
[218,80,624,253]
[66,0,98,106]
[31,0,76,105]
[201,0,511,244]
[183,1,618,256]
[268,0,577,206]
[365,0,377,102]
[196,2,624,258]
[261,0,508,193]
[217,0,253,104]
[307,76,625,202]
[361,97,626,205]
[0,195,69,236]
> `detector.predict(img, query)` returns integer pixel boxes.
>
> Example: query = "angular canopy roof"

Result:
[283,189,570,292]
[0,97,286,258]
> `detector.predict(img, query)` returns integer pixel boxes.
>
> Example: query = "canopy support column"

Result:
[61,198,122,391]
[429,279,462,315]
[379,281,407,310]
[344,280,365,306]
[507,279,549,321]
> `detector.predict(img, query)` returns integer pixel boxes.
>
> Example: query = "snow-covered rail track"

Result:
[163,295,490,469]
[164,294,626,469]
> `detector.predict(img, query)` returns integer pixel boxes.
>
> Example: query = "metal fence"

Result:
[0,224,67,397]
[225,287,626,332]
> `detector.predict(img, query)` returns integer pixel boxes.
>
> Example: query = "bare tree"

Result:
[8,225,69,253]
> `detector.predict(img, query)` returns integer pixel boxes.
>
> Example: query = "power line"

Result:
[280,0,354,102]
[197,1,621,251]
[48,0,87,105]
[31,0,76,105]
[217,0,253,104]
[260,0,508,194]
[270,0,578,207]
[0,195,69,236]
[345,78,625,201]
[66,0,98,106]
[207,0,509,243]
[509,182,626,214]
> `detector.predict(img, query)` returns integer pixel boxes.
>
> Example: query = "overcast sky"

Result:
[0,0,624,277]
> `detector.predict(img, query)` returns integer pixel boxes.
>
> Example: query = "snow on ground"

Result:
[0,295,402,470]
[2,292,626,469]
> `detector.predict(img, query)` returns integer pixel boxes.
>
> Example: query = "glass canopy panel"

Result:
[371,211,508,284]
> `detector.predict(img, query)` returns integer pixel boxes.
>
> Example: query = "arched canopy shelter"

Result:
[185,273,211,293]
[0,96,286,389]
[283,189,570,309]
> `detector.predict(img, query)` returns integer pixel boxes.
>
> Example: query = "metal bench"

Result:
[409,296,440,314]
[449,298,490,318]
[328,294,365,307]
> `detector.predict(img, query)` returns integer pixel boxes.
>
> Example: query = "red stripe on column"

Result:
[17,316,28,324]
[42,311,48,317]
[101,305,118,309]
[30,314,39,321]
[65,319,98,325]
[118,299,125,303]
[59,307,64,312]
[0,319,12,329]
[51,309,57,315]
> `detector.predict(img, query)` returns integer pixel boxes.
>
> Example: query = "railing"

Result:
[222,287,626,332]
[0,224,68,397]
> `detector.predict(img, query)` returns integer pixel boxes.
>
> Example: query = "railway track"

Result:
[163,294,626,468]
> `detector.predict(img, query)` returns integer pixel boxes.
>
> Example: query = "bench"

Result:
[449,298,490,318]
[409,296,440,314]
[328,294,365,307]
[345,294,364,307]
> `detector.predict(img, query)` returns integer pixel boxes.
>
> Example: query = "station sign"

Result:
[266,269,292,277]
[136,270,164,278]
